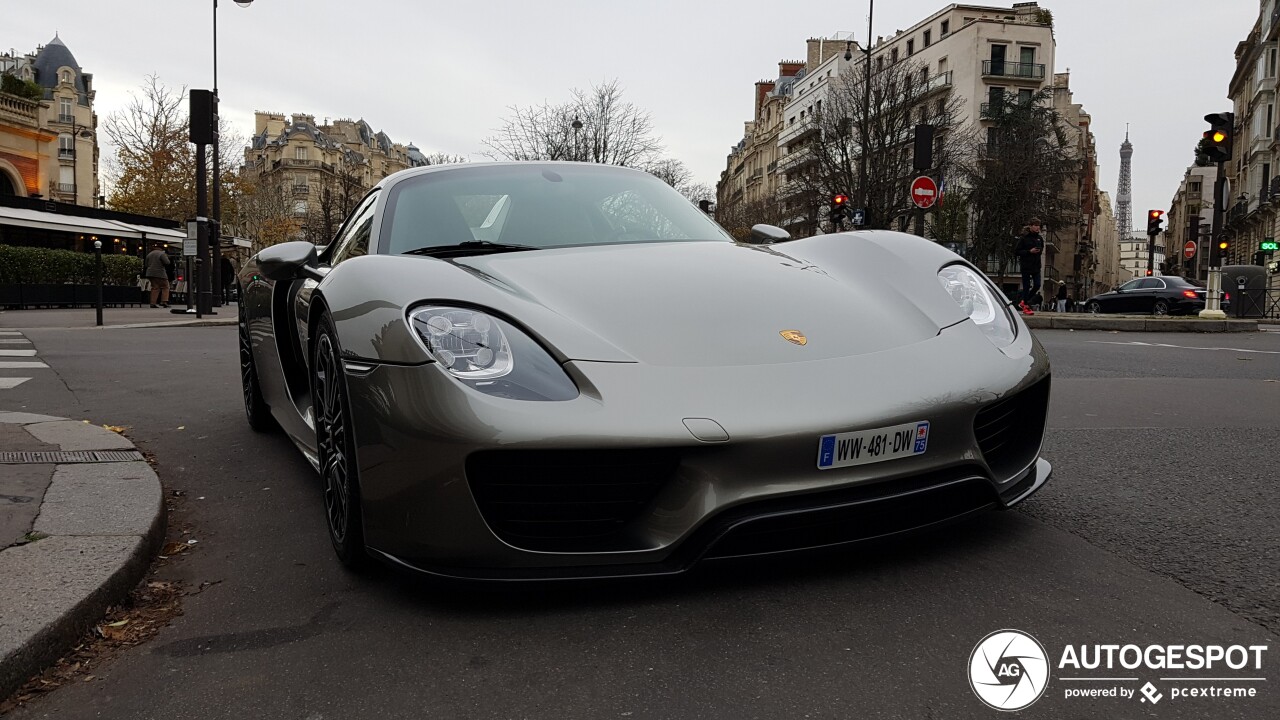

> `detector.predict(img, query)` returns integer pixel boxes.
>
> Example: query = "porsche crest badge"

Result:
[780,330,807,346]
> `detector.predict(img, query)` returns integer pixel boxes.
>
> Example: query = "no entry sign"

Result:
[911,176,938,209]
[1183,240,1197,260]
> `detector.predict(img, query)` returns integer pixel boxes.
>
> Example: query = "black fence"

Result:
[0,284,147,309]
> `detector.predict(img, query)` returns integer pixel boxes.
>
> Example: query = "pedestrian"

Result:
[1056,281,1069,313]
[144,241,172,308]
[1013,218,1044,315]
[221,256,235,304]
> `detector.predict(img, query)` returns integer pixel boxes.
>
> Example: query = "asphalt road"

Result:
[1,325,1277,719]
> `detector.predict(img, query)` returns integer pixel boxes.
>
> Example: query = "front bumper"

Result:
[346,320,1051,579]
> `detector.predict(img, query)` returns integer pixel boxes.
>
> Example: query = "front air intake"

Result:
[973,376,1050,481]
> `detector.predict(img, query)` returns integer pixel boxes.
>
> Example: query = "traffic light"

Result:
[1145,269,1154,276]
[1203,112,1235,163]
[828,194,850,229]
[1146,209,1165,235]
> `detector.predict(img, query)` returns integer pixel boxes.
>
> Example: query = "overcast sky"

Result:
[6,0,1260,227]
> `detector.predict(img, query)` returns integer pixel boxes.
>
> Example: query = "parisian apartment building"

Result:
[244,111,429,218]
[717,2,1117,295]
[0,34,101,207]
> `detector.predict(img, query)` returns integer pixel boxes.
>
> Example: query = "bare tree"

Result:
[103,75,194,220]
[789,59,970,234]
[302,160,366,245]
[714,192,789,241]
[956,88,1080,273]
[228,174,295,252]
[484,80,663,167]
[422,152,469,165]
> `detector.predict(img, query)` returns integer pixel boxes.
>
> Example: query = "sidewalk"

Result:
[0,305,236,330]
[1023,312,1260,332]
[0,412,163,699]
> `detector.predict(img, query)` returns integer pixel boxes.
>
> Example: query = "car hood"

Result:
[452,240,959,367]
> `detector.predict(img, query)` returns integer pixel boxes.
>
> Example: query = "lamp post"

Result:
[843,1,874,226]
[210,0,255,308]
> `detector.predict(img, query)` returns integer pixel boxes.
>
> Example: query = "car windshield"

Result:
[380,164,733,255]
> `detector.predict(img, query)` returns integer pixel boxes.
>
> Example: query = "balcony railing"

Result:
[922,71,953,94]
[57,113,75,123]
[981,61,1046,81]
[58,149,74,159]
[56,182,75,193]
[282,158,315,167]
[979,102,1009,120]
[0,92,40,126]
[292,185,310,195]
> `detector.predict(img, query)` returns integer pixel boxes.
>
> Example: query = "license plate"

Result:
[817,421,930,470]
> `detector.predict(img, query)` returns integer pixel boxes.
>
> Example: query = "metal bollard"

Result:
[94,240,103,327]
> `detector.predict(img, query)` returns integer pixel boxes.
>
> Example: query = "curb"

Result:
[1024,315,1259,332]
[0,412,164,700]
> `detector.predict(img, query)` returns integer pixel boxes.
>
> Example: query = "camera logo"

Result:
[969,629,1050,711]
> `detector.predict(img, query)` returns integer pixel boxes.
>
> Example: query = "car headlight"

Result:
[937,264,1017,347]
[408,305,578,401]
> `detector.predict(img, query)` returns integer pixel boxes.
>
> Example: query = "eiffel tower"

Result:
[1116,126,1133,240]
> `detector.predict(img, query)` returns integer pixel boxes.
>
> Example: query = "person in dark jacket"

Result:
[1056,281,1069,313]
[1014,218,1044,315]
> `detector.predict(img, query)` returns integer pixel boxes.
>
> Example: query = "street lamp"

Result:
[210,0,256,308]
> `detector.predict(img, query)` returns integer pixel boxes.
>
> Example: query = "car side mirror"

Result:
[747,224,792,245]
[257,241,325,282]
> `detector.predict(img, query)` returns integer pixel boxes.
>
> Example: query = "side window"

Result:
[1118,279,1141,291]
[329,193,378,266]
[1137,278,1162,290]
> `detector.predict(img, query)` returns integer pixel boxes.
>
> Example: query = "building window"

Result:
[877,56,884,71]
[907,39,915,55]
[1269,104,1275,137]
[61,70,71,84]
[1018,88,1033,104]
[295,146,308,161]
[941,20,950,36]
[293,200,308,217]
[924,30,932,47]
[58,135,74,157]
[1270,48,1278,78]
[58,97,73,121]
[891,48,899,64]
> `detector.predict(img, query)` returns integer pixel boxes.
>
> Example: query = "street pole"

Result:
[1200,160,1227,318]
[859,0,873,223]
[195,139,211,317]
[1147,233,1155,276]
[210,0,223,307]
[93,240,102,326]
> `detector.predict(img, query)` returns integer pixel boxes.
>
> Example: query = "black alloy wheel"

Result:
[1152,299,1170,316]
[1087,300,1102,314]
[239,296,278,433]
[312,314,368,569]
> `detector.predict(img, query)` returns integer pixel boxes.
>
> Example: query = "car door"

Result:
[293,191,379,372]
[1104,279,1141,312]
[1131,278,1164,313]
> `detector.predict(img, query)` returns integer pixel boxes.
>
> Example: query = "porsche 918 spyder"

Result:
[238,162,1051,579]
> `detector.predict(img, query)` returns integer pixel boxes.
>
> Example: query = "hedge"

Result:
[0,245,144,286]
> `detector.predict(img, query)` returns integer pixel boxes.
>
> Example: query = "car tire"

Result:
[239,297,278,433]
[1152,299,1169,316]
[312,312,368,570]
[1087,301,1102,314]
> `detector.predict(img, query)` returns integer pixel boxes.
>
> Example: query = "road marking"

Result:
[0,339,31,344]
[0,362,47,369]
[0,331,21,336]
[0,378,30,389]
[0,349,36,357]
[1088,340,1280,355]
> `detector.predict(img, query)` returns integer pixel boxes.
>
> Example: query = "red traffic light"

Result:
[832,194,848,206]
[1149,210,1164,219]
[1145,269,1153,276]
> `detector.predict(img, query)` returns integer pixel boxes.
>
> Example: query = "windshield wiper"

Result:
[402,241,537,257]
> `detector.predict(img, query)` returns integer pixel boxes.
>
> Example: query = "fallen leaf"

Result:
[103,425,126,434]
[176,426,185,431]
[160,542,189,556]
[104,620,129,628]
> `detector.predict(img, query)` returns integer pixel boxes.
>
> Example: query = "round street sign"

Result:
[1184,240,1197,260]
[911,176,938,209]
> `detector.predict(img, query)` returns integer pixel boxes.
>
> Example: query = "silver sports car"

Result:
[238,162,1051,579]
